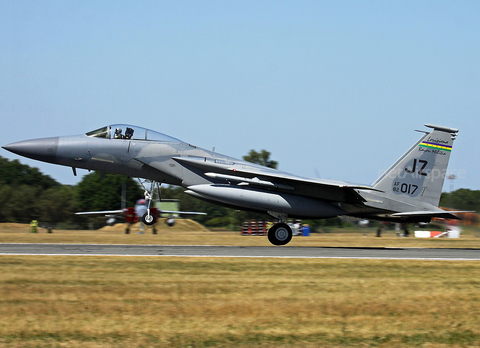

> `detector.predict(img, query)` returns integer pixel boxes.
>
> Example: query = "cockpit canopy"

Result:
[86,124,181,142]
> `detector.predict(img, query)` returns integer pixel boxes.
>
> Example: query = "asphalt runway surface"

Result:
[0,243,479,260]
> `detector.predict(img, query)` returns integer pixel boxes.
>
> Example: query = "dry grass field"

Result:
[0,221,479,347]
[0,256,479,348]
[0,220,480,248]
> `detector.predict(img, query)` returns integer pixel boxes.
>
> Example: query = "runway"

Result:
[0,243,479,260]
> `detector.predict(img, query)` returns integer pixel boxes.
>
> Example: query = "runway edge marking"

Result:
[0,253,479,261]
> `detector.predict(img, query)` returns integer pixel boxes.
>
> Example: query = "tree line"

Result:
[0,156,142,228]
[1,154,479,230]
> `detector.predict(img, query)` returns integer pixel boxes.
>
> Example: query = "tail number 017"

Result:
[393,182,419,195]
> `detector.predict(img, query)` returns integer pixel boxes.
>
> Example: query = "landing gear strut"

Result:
[138,179,160,226]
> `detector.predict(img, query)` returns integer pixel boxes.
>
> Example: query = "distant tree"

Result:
[0,185,42,223]
[440,189,480,211]
[0,156,62,223]
[243,149,278,169]
[0,156,59,189]
[37,186,76,225]
[75,172,143,212]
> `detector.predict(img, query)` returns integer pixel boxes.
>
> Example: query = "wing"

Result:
[75,210,124,216]
[173,156,381,205]
[173,157,472,221]
[160,210,207,215]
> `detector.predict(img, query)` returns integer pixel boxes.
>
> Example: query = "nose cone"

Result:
[3,137,59,164]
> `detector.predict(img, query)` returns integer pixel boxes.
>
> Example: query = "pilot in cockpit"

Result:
[114,128,123,139]
[125,127,134,139]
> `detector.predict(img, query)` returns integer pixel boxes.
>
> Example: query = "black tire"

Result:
[142,212,156,226]
[165,217,176,227]
[267,223,293,246]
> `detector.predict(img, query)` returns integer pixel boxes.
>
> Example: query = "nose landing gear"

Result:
[142,212,156,225]
[138,178,160,226]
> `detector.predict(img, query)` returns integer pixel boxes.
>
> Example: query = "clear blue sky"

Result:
[1,1,479,191]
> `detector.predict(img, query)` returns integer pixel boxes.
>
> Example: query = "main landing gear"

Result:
[138,179,160,226]
[267,212,293,246]
[267,223,293,246]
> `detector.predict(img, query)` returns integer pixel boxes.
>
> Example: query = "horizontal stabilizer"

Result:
[391,210,474,220]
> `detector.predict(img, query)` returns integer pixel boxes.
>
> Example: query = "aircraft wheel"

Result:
[142,212,156,226]
[165,217,176,227]
[268,223,292,246]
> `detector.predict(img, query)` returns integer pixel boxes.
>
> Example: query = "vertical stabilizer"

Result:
[373,124,458,207]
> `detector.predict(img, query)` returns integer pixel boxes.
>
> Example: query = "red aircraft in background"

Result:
[76,198,206,234]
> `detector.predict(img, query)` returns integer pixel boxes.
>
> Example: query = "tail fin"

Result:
[373,124,458,207]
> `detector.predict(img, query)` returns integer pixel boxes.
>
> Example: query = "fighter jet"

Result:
[76,197,204,233]
[2,123,469,245]
[75,198,159,233]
